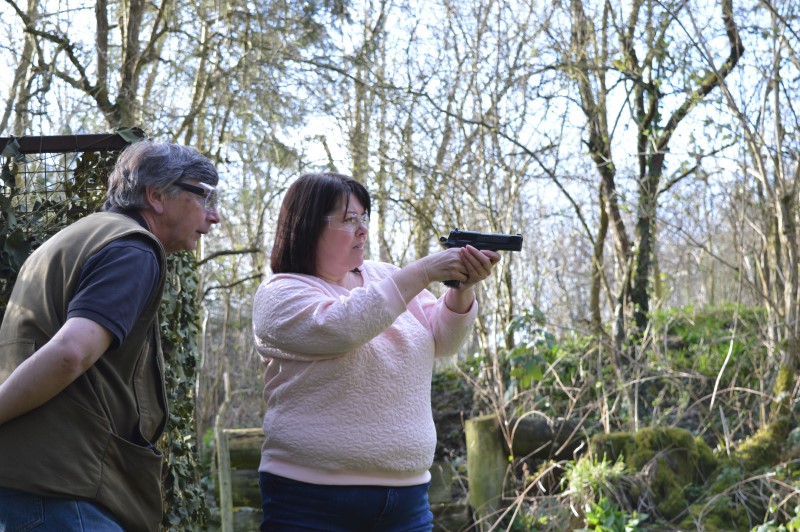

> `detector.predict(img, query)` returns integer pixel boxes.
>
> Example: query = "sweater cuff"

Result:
[440,294,478,324]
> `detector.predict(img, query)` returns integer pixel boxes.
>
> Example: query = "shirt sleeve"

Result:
[67,235,161,349]
[419,290,478,358]
[252,272,408,360]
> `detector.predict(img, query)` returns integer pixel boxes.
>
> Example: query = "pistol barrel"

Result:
[439,229,523,251]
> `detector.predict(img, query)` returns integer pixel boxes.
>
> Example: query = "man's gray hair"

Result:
[105,141,219,211]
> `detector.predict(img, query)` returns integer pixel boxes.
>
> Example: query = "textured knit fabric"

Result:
[252,260,477,486]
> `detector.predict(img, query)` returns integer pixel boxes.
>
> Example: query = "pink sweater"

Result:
[252,260,477,486]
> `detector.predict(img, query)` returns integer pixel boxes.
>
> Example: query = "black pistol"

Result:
[439,229,523,287]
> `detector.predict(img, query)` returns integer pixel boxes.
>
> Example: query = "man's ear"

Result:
[145,185,166,214]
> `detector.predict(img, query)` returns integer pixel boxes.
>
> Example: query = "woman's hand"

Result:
[443,245,501,313]
[457,245,501,290]
[391,246,499,309]
[392,248,467,304]
[417,248,470,285]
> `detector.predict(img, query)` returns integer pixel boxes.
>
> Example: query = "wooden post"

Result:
[226,427,264,469]
[465,414,507,530]
[215,373,233,532]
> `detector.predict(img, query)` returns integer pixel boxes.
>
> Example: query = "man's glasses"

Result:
[324,212,369,233]
[175,181,218,210]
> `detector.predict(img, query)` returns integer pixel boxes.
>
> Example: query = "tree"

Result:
[690,0,800,424]
[4,0,180,128]
[0,0,38,133]
[561,0,743,352]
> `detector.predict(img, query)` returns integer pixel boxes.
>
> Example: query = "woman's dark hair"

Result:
[270,173,371,275]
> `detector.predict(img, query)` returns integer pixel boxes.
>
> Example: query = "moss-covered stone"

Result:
[731,416,789,471]
[678,496,750,531]
[675,416,793,529]
[589,426,717,520]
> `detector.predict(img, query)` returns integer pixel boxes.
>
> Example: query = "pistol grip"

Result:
[443,280,461,288]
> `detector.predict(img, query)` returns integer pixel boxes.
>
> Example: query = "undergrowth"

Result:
[431,304,800,531]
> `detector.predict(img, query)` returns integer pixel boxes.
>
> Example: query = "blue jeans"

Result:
[0,486,124,531]
[259,472,433,532]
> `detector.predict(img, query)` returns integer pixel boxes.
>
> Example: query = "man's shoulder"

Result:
[65,212,161,252]
[55,211,141,237]
[28,212,163,271]
[76,211,146,231]
[95,235,161,262]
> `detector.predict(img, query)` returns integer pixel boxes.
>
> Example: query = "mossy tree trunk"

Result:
[565,0,743,337]
[564,0,743,429]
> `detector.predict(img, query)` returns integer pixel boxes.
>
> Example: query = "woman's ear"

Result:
[144,185,166,214]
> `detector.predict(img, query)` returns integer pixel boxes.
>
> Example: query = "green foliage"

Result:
[502,506,555,531]
[732,417,791,472]
[563,454,628,506]
[755,506,800,532]
[469,306,585,415]
[650,304,766,376]
[159,252,207,530]
[443,304,792,530]
[756,498,800,531]
[578,497,648,532]
[431,367,475,461]
[0,152,111,316]
[505,308,556,392]
[619,305,772,439]
[589,426,717,520]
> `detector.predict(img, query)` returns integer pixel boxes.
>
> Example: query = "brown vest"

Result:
[0,212,168,532]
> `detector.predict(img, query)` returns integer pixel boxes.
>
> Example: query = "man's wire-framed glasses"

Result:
[324,212,369,232]
[175,181,218,210]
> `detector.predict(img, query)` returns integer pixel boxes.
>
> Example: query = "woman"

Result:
[252,172,500,531]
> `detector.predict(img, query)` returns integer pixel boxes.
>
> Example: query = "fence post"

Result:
[215,373,233,532]
[465,413,508,530]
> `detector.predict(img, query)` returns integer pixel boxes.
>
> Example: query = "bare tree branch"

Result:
[197,247,261,267]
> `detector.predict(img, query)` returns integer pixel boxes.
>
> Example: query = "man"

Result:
[0,141,221,531]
